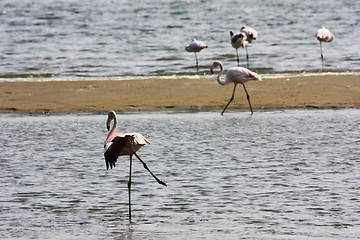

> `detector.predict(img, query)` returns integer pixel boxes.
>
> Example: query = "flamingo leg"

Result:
[128,155,133,220]
[221,83,237,115]
[133,152,167,187]
[242,83,253,115]
[320,42,324,71]
[236,49,240,67]
[245,45,249,69]
[195,52,199,75]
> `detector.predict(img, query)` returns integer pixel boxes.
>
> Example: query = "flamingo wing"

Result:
[241,26,258,42]
[104,135,133,170]
[231,32,247,48]
[132,133,150,145]
[227,67,261,83]
[316,27,334,42]
[186,39,207,52]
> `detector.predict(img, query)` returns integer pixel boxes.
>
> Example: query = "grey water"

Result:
[0,109,359,239]
[1,0,359,81]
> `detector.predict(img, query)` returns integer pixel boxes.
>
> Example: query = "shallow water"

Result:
[0,109,359,239]
[1,0,359,80]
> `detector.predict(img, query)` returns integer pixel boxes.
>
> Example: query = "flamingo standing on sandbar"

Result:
[315,27,334,71]
[185,38,208,74]
[104,110,167,220]
[230,26,257,68]
[210,61,261,115]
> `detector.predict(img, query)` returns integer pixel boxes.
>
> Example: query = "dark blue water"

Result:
[1,0,359,81]
[0,109,359,239]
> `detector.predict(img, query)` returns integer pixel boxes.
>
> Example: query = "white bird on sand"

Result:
[210,61,261,115]
[185,38,208,74]
[230,26,258,68]
[104,110,167,220]
[315,27,334,71]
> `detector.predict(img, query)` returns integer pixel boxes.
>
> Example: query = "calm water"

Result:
[0,109,359,239]
[1,0,359,81]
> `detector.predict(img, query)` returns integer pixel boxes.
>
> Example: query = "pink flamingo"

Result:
[240,26,257,68]
[185,38,208,74]
[104,110,166,220]
[230,26,258,68]
[210,61,261,115]
[230,30,247,67]
[315,27,334,71]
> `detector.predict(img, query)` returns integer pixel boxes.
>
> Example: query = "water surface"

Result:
[0,109,359,239]
[1,0,359,81]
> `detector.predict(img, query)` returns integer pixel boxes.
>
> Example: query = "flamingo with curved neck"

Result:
[104,110,167,220]
[210,61,261,115]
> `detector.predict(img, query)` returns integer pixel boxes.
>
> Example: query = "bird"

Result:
[104,110,167,220]
[315,27,334,71]
[230,26,258,68]
[241,26,258,68]
[230,30,247,67]
[185,38,208,74]
[210,61,261,115]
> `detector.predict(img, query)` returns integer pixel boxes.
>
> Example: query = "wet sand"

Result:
[0,75,359,114]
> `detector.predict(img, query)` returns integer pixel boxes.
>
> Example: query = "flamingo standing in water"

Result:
[210,61,261,115]
[240,26,257,68]
[230,30,247,67]
[315,27,334,71]
[104,110,167,220]
[185,38,208,74]
[230,26,257,68]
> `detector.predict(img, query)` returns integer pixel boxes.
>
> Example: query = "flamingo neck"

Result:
[108,113,118,138]
[216,62,230,85]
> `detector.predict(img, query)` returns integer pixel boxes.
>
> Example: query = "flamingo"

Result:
[315,27,334,71]
[210,61,261,115]
[185,38,208,74]
[230,30,247,67]
[240,26,257,68]
[230,26,258,68]
[104,110,167,220]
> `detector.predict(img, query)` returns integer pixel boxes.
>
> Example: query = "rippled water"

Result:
[0,109,359,239]
[1,0,359,80]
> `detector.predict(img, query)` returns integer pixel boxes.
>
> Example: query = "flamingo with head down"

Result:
[230,26,258,68]
[315,27,334,71]
[185,38,208,74]
[104,110,167,220]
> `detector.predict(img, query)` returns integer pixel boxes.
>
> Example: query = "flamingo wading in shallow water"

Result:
[315,27,334,71]
[185,38,208,74]
[230,30,247,67]
[104,110,167,220]
[230,26,257,68]
[210,61,261,115]
[240,26,257,68]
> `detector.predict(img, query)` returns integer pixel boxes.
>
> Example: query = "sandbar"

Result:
[0,75,359,114]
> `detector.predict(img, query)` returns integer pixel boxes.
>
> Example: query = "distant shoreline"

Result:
[0,74,359,114]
